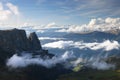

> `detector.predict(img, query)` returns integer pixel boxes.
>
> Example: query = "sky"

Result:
[0,0,120,27]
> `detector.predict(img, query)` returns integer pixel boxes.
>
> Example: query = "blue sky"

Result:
[0,0,120,26]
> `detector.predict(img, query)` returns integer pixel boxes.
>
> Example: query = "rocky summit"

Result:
[0,28,42,54]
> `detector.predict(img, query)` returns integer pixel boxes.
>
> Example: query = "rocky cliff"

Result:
[0,28,42,54]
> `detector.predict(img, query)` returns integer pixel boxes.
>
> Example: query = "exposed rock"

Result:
[0,47,11,65]
[28,32,42,51]
[0,28,42,54]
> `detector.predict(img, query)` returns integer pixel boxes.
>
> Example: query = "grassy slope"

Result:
[58,57,120,80]
[58,70,120,80]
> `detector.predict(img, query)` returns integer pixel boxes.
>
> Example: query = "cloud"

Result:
[58,0,120,18]
[6,2,20,15]
[71,58,83,66]
[43,40,120,51]
[90,60,115,70]
[86,56,115,70]
[71,55,115,70]
[43,40,74,49]
[39,37,64,40]
[0,2,20,21]
[57,17,120,33]
[0,2,12,21]
[0,2,3,10]
[6,51,74,68]
[46,22,57,28]
[6,51,115,70]
[77,40,120,51]
[0,9,11,21]
[28,22,60,30]
[12,18,119,38]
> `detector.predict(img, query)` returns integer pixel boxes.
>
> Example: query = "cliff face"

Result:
[28,32,42,50]
[0,28,42,53]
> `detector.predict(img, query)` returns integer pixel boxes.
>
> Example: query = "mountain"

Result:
[0,28,119,80]
[64,31,120,42]
[0,28,69,80]
[0,28,54,65]
[0,28,42,53]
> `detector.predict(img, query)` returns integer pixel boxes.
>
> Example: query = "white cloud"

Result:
[0,2,3,10]
[71,58,83,66]
[6,51,115,70]
[0,9,11,21]
[39,37,64,40]
[87,56,115,70]
[6,2,19,15]
[57,17,120,33]
[6,54,27,68]
[6,51,74,68]
[76,40,120,51]
[0,2,12,21]
[0,2,20,27]
[64,0,120,17]
[27,22,60,30]
[91,60,115,70]
[43,40,74,49]
[46,22,56,27]
[43,40,120,51]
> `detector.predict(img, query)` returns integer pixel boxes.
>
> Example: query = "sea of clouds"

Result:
[43,40,120,51]
[0,17,120,34]
[1,17,120,70]
[6,51,115,70]
[6,51,74,68]
[56,17,120,33]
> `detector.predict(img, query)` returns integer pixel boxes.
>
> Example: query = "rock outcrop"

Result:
[0,28,42,54]
[28,32,42,50]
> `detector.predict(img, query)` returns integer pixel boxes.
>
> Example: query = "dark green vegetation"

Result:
[0,65,71,80]
[58,69,120,80]
[58,57,120,80]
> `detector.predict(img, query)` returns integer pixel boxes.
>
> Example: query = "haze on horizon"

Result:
[0,0,120,27]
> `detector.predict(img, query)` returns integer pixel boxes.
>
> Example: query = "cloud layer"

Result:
[39,37,64,40]
[43,40,120,51]
[6,51,115,70]
[43,41,73,49]
[7,51,74,68]
[57,18,120,34]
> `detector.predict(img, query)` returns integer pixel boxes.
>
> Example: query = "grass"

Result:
[58,56,120,80]
[58,70,120,80]
[72,64,83,72]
